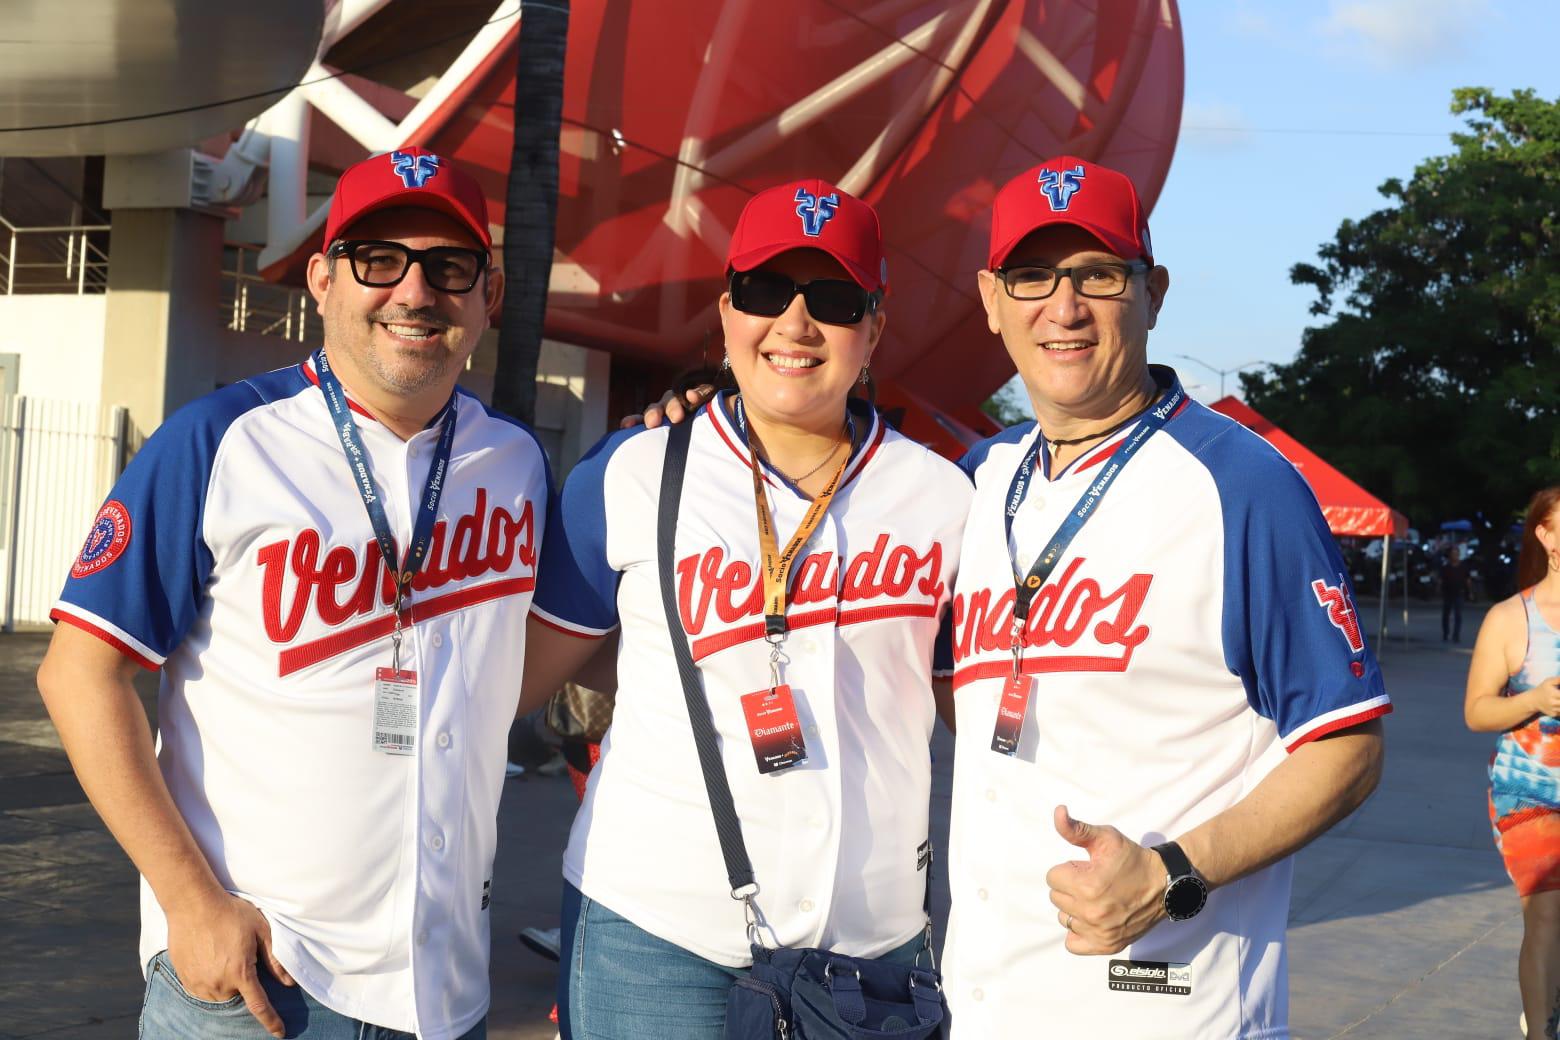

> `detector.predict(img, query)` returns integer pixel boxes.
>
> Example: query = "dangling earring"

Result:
[858,365,870,386]
[719,353,731,373]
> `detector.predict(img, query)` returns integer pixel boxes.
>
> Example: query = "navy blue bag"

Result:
[656,419,949,1040]
[726,945,946,1039]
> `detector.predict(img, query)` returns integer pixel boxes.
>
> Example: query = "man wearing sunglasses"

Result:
[38,147,549,1039]
[940,156,1390,1038]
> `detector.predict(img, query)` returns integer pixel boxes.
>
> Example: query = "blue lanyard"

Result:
[1004,381,1185,643]
[315,348,457,663]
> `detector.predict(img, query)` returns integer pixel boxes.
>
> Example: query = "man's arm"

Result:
[518,616,613,719]
[1046,720,1383,955]
[36,624,291,1037]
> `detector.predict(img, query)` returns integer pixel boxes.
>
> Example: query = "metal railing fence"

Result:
[221,243,316,341]
[0,395,128,629]
[0,216,111,295]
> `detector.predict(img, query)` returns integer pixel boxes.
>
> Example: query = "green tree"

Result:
[982,375,1034,428]
[1242,88,1560,527]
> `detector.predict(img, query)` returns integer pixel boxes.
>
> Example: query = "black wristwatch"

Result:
[1151,841,1208,922]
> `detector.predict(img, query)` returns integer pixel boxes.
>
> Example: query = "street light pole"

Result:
[1175,355,1266,398]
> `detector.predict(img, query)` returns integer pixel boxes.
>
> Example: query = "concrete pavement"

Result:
[0,599,1530,1038]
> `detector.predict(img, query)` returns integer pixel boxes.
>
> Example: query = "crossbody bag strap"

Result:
[656,417,758,895]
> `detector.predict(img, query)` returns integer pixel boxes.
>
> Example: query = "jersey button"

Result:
[799,899,815,913]
[977,887,988,901]
[972,988,985,1002]
[430,834,445,851]
[437,732,451,749]
[431,632,445,648]
[984,788,997,802]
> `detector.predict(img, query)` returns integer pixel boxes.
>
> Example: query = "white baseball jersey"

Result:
[942,369,1390,1039]
[532,393,970,966]
[53,357,550,1039]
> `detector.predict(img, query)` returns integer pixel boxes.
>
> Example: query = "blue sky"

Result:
[1010,0,1560,407]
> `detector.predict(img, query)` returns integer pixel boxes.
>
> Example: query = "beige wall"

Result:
[0,295,108,401]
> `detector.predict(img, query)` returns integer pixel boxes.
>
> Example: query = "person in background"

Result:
[1443,544,1473,642]
[1465,485,1560,1040]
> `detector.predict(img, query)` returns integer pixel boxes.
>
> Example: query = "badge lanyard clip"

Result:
[390,575,411,672]
[1009,614,1025,680]
[767,633,785,689]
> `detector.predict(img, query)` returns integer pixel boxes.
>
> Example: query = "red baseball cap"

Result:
[323,146,491,249]
[727,179,888,293]
[988,156,1153,269]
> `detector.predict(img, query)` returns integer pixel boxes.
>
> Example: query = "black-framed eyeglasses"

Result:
[994,260,1150,301]
[327,239,490,294]
[729,270,881,326]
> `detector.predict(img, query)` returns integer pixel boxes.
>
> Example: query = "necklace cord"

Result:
[1039,396,1158,456]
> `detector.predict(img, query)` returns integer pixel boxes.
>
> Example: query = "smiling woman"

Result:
[516,179,970,1040]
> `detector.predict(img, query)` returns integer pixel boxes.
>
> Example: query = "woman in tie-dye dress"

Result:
[1466,485,1560,1040]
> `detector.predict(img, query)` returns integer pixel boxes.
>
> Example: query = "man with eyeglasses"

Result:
[37,147,548,1039]
[939,156,1391,1037]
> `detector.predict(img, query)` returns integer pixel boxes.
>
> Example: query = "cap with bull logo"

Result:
[988,155,1153,269]
[323,145,492,250]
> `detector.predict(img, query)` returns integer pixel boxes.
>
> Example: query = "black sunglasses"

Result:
[327,239,490,294]
[729,270,881,325]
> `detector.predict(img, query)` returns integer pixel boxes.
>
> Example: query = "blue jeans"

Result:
[139,950,488,1039]
[557,883,927,1040]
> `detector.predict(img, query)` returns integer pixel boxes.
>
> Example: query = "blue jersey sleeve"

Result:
[532,426,642,636]
[52,380,279,667]
[1193,425,1391,749]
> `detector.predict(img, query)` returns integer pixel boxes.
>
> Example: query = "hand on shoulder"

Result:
[620,384,716,430]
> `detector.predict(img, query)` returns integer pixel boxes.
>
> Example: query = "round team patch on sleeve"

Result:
[71,501,132,578]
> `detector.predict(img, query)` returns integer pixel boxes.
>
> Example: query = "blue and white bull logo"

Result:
[794,188,840,237]
[1037,165,1086,211]
[391,151,441,189]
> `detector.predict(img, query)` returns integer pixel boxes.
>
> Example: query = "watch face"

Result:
[1164,876,1208,921]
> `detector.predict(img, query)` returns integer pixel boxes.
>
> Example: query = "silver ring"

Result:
[1063,912,1074,933]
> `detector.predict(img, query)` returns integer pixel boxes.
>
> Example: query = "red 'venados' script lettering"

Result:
[258,490,535,644]
[951,558,1152,663]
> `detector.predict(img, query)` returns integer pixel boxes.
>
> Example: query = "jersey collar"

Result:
[1039,365,1188,482]
[300,354,459,432]
[705,389,884,497]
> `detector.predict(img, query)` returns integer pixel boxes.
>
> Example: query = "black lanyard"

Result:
[1003,381,1185,665]
[315,348,457,667]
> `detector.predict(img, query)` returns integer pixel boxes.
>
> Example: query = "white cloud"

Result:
[1321,0,1490,67]
[1179,101,1254,151]
[1227,1,1280,40]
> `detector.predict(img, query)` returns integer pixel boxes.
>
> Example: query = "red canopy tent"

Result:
[1209,396,1408,645]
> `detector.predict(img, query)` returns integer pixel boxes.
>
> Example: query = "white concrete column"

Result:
[100,207,227,439]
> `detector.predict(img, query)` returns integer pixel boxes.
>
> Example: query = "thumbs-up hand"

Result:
[1044,805,1167,955]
